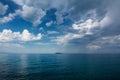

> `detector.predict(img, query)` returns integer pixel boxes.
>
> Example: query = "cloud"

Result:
[46,21,53,27]
[99,0,119,28]
[21,29,42,41]
[4,0,117,27]
[47,31,59,35]
[0,29,42,42]
[87,45,101,50]
[0,42,25,53]
[16,5,46,26]
[55,11,64,24]
[34,42,56,46]
[0,3,45,26]
[12,0,69,10]
[0,2,8,15]
[39,27,44,31]
[9,0,112,27]
[92,35,120,45]
[54,33,83,44]
[55,18,100,44]
[98,0,120,37]
[87,35,120,51]
[0,2,16,24]
[59,3,120,45]
[54,16,113,45]
[17,0,105,22]
[87,34,120,52]
[73,18,100,35]
[0,43,24,48]
[0,13,16,23]
[100,15,112,27]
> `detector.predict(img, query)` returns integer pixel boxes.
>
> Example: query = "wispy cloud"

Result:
[46,21,53,27]
[0,2,8,15]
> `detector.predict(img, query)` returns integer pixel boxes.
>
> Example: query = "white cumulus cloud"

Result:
[0,29,42,42]
[21,29,42,41]
[73,19,100,35]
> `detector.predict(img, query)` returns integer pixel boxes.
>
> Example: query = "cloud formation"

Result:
[46,21,53,27]
[87,45,101,50]
[90,35,120,46]
[0,0,120,53]
[1,0,116,27]
[55,17,100,44]
[47,31,59,35]
[0,29,42,42]
[16,5,46,26]
[0,13,16,23]
[55,33,83,44]
[0,2,8,15]
[0,43,24,48]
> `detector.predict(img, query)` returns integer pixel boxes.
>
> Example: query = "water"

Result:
[0,54,120,80]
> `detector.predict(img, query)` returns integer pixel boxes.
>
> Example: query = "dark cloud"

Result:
[100,0,120,37]
[68,0,120,53]
[68,0,108,21]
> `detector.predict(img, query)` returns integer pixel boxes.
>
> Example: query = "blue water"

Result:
[0,54,120,80]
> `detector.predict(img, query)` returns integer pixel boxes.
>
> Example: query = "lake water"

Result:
[0,54,120,80]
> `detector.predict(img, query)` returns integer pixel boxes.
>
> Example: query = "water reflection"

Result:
[19,54,28,75]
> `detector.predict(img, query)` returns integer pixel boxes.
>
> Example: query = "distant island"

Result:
[55,52,63,54]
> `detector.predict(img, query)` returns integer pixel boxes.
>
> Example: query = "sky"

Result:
[0,0,120,53]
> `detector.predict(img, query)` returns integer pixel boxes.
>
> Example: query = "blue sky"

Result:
[0,0,120,53]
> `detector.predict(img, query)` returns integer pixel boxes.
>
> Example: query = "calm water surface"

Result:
[0,54,120,80]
